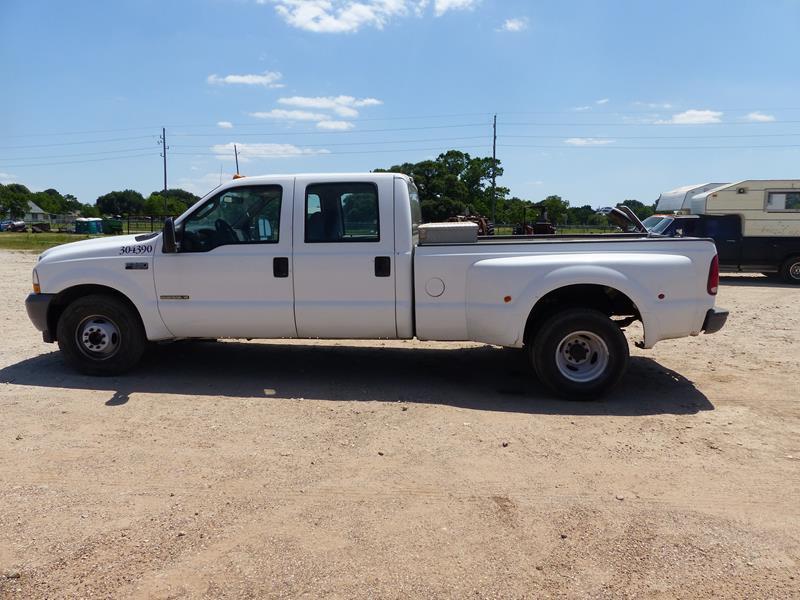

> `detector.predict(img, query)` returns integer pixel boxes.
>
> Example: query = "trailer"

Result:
[655,183,728,212]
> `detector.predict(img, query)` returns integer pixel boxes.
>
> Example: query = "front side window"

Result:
[766,191,800,211]
[305,182,379,243]
[180,185,282,252]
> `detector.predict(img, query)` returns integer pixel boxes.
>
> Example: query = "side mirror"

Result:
[162,217,177,253]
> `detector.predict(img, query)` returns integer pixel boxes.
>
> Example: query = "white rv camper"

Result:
[652,180,800,282]
[689,180,800,237]
[655,183,728,213]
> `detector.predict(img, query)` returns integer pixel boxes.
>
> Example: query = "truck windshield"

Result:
[650,217,675,235]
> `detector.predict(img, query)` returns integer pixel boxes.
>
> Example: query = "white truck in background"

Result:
[26,173,728,399]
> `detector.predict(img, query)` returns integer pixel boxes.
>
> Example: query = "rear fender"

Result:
[465,257,667,348]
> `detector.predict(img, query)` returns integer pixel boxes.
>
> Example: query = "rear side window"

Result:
[408,181,422,239]
[305,182,379,243]
[766,191,800,211]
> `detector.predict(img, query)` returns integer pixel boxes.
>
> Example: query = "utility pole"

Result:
[158,127,169,214]
[234,144,240,174]
[491,114,497,226]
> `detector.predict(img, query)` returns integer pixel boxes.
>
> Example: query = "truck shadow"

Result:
[720,275,797,289]
[0,342,712,416]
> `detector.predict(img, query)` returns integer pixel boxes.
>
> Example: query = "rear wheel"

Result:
[780,256,800,284]
[529,308,629,400]
[56,294,146,375]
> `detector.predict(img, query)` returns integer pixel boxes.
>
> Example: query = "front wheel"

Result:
[56,294,146,375]
[529,308,629,400]
[780,256,800,284]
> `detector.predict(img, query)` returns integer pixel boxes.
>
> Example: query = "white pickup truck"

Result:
[26,173,728,399]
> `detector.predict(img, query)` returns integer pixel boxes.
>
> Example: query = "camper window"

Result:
[766,191,800,211]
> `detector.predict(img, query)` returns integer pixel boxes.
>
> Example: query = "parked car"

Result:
[25,173,727,399]
[650,213,800,282]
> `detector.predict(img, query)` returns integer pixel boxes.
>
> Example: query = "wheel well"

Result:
[523,284,640,345]
[47,285,144,341]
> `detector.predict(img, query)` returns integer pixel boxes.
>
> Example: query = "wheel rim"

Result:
[789,261,800,280]
[555,330,610,383]
[76,315,121,360]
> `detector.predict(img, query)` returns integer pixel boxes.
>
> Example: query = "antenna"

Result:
[234,144,240,174]
[158,127,169,214]
[491,114,497,226]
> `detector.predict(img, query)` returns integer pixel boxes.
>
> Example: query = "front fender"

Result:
[37,258,171,340]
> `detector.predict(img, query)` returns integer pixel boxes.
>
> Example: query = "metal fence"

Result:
[124,216,174,235]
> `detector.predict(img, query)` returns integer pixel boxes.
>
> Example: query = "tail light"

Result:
[707,255,719,295]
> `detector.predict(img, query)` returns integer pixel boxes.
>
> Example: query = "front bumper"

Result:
[702,307,729,334]
[25,293,56,342]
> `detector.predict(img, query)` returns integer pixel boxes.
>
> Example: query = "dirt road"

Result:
[1,249,798,598]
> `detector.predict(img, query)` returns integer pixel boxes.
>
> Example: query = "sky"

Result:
[2,0,800,209]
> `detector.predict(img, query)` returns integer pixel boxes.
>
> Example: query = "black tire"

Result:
[56,294,146,375]
[528,308,629,400]
[780,256,800,284]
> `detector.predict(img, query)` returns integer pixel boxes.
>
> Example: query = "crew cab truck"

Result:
[25,173,728,399]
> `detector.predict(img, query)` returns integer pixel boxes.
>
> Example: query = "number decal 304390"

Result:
[119,244,153,255]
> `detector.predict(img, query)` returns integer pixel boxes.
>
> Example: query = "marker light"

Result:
[32,269,40,294]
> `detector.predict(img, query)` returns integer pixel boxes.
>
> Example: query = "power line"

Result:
[170,123,491,137]
[0,152,158,168]
[500,143,800,150]
[0,147,155,162]
[502,120,800,127]
[172,135,490,149]
[0,135,156,150]
[503,132,800,140]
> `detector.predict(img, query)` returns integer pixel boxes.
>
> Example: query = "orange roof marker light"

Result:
[232,173,246,180]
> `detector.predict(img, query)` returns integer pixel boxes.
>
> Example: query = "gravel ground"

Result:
[0,249,798,599]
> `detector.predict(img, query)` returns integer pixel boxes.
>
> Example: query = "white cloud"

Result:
[564,138,615,146]
[634,101,673,109]
[217,121,234,129]
[0,172,17,184]
[433,0,478,16]
[211,142,331,161]
[658,109,723,125]
[249,108,330,121]
[278,95,382,117]
[264,0,478,33]
[572,106,591,112]
[207,70,284,88]
[497,17,528,32]
[595,98,610,105]
[744,111,775,122]
[317,120,355,130]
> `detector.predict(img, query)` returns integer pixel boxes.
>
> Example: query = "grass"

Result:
[0,232,105,251]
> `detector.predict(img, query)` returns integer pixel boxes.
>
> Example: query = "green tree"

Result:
[79,203,100,218]
[376,150,505,222]
[96,190,145,215]
[0,183,29,220]
[536,195,570,225]
[620,199,655,220]
[566,204,596,225]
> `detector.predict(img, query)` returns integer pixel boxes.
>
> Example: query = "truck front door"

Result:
[702,215,742,269]
[153,182,296,338]
[292,177,397,338]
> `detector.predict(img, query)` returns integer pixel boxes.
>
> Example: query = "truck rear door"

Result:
[292,177,397,338]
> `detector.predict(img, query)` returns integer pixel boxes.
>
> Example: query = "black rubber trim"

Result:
[25,293,56,342]
[702,307,729,334]
[135,232,159,242]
